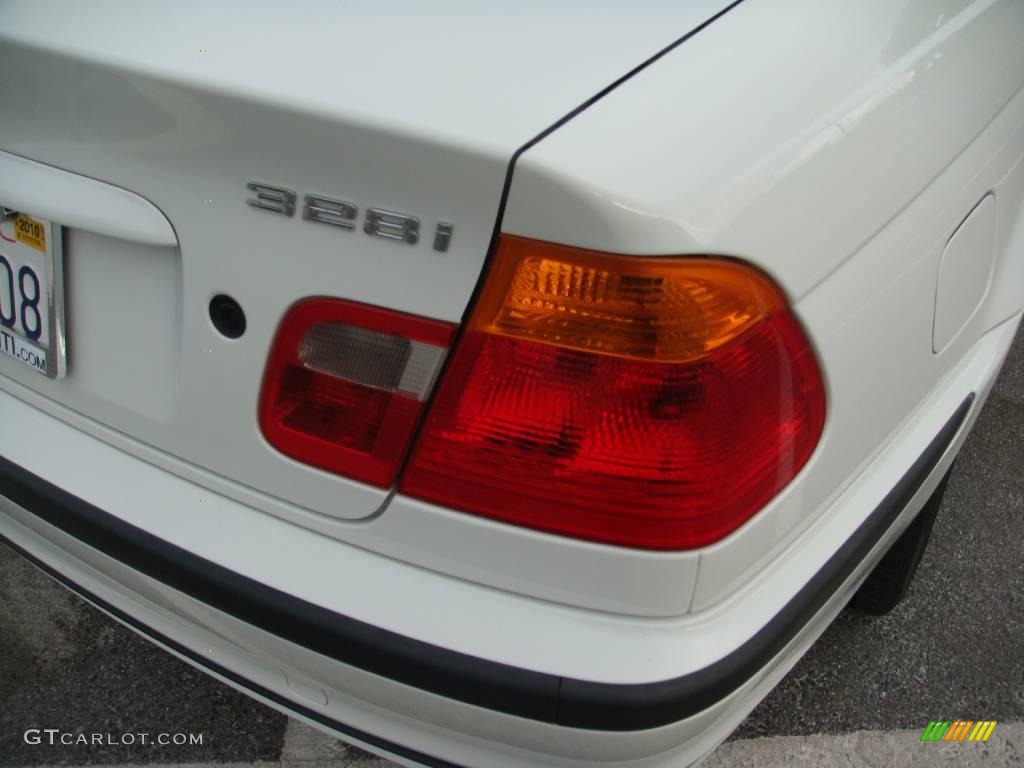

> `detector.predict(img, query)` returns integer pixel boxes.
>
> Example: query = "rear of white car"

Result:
[1,1,1024,766]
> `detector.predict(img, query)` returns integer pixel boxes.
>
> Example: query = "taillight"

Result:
[399,235,826,550]
[259,299,455,488]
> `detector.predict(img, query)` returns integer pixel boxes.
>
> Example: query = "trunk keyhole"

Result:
[209,294,246,339]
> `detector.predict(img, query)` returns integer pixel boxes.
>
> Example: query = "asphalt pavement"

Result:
[1,326,1023,766]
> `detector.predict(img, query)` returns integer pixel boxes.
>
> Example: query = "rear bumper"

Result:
[0,395,973,731]
[0,315,1017,767]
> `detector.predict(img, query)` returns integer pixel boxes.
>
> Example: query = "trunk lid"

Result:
[0,0,735,519]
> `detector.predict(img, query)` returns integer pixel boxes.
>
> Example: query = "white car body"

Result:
[1,1,1023,766]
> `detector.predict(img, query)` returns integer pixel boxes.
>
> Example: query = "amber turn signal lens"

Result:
[471,236,786,362]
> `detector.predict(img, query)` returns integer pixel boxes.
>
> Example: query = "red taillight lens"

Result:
[399,236,826,550]
[259,299,455,487]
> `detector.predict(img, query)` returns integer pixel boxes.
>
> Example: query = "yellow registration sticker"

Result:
[14,214,46,252]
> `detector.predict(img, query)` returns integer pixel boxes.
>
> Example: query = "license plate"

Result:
[0,210,66,378]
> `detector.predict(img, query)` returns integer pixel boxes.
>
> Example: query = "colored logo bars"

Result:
[921,721,998,742]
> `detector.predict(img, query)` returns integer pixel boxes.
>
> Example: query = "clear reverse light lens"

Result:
[259,298,456,488]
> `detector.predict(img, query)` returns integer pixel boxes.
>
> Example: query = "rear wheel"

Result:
[850,466,953,615]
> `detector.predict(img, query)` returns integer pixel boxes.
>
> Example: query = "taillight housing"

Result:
[399,236,826,550]
[259,299,455,488]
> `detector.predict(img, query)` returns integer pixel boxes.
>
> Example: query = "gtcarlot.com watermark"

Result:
[24,728,204,746]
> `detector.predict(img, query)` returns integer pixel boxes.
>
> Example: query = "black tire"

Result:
[849,466,953,615]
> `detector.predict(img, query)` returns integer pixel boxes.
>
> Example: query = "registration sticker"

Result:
[14,214,46,252]
[0,209,66,378]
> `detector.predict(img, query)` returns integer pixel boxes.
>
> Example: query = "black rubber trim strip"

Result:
[0,449,559,722]
[0,394,972,731]
[0,536,464,768]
